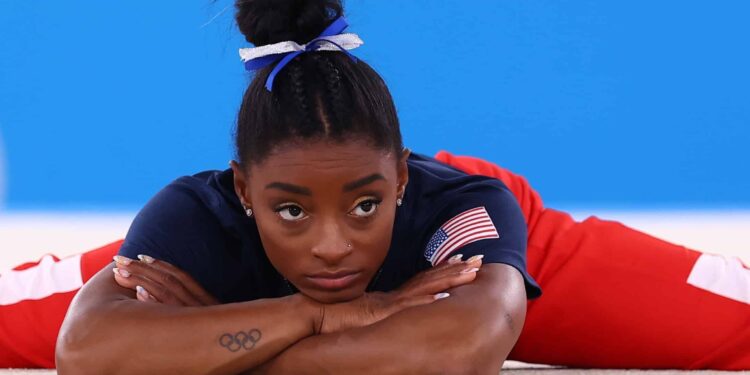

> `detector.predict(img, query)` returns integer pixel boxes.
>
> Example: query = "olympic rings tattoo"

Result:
[218,329,262,352]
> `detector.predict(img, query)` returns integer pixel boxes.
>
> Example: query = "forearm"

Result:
[56,265,319,375]
[261,264,526,375]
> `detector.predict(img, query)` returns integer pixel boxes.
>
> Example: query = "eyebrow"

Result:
[342,173,386,192]
[265,182,312,196]
[264,173,386,196]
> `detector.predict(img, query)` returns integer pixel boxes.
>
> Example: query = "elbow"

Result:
[55,328,89,375]
[56,324,95,375]
[55,306,118,375]
[430,346,505,375]
[433,339,510,375]
[439,309,525,375]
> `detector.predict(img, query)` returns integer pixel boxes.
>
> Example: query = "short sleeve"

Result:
[117,180,239,302]
[423,182,542,299]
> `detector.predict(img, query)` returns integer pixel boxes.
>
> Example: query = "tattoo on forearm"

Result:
[219,329,262,352]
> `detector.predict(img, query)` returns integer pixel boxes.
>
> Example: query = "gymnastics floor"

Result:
[1,209,748,374]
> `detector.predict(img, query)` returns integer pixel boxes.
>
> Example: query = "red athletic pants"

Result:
[1,151,748,369]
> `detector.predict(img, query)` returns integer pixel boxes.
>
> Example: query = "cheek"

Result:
[357,206,397,256]
[254,219,307,273]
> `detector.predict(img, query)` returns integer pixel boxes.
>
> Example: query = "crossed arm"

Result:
[58,260,526,374]
[254,263,528,375]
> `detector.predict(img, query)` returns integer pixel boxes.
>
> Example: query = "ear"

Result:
[229,160,251,208]
[396,147,411,199]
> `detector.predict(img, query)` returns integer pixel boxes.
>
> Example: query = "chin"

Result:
[302,285,367,304]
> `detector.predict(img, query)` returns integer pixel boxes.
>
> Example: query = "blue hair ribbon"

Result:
[240,16,361,91]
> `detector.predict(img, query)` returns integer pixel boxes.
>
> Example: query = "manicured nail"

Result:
[461,267,480,274]
[113,268,130,277]
[136,285,150,299]
[113,255,132,265]
[447,254,464,264]
[434,292,451,300]
[467,255,484,263]
[137,254,155,264]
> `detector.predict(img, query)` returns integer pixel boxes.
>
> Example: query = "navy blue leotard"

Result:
[119,152,541,303]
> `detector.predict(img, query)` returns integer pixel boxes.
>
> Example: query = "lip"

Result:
[305,271,362,291]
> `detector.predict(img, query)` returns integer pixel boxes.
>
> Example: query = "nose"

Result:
[310,221,353,265]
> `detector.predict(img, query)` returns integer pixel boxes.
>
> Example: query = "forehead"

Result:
[249,139,397,184]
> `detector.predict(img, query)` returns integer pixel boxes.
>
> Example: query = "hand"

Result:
[112,254,219,306]
[315,253,483,334]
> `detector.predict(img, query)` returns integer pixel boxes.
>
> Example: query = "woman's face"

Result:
[232,139,409,303]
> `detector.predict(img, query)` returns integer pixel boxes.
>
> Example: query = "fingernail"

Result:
[136,285,150,299]
[137,254,155,264]
[447,254,464,264]
[113,267,130,277]
[461,267,480,274]
[113,255,132,265]
[434,292,451,300]
[467,255,484,263]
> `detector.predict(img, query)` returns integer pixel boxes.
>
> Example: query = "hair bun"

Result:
[236,0,343,46]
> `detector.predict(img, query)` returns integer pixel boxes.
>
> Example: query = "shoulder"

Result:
[118,169,267,302]
[123,169,246,249]
[405,153,521,230]
[398,153,541,299]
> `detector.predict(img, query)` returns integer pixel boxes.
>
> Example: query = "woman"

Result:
[3,0,748,372]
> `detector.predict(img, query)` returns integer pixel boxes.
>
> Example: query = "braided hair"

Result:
[233,0,403,167]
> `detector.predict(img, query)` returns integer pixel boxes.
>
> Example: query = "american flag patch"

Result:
[424,206,499,266]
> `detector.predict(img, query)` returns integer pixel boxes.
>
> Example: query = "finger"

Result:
[431,268,481,290]
[446,253,464,265]
[113,266,198,306]
[138,255,219,305]
[114,256,204,306]
[134,255,218,305]
[136,285,158,303]
[464,254,485,266]
[387,292,453,317]
[420,256,484,282]
[403,266,481,297]
[422,255,464,275]
[113,267,178,305]
[114,262,199,305]
[395,260,474,295]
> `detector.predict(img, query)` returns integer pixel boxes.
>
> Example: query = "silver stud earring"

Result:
[396,197,403,207]
[346,242,352,248]
[244,206,253,217]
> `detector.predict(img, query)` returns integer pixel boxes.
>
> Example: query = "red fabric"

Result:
[0,240,122,368]
[2,153,748,369]
[434,150,750,370]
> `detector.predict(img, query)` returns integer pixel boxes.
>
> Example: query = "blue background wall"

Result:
[1,1,748,211]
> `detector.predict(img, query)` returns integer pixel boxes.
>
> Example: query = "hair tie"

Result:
[239,16,363,91]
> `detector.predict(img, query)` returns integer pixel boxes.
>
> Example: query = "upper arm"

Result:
[116,181,238,302]
[451,262,527,335]
[423,181,542,299]
[441,262,527,373]
[57,262,134,361]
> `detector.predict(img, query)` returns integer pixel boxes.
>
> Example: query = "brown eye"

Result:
[360,201,373,212]
[276,204,307,221]
[350,199,381,218]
